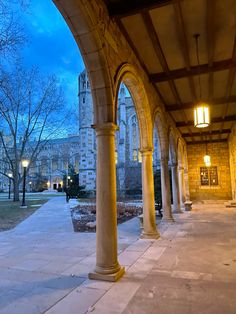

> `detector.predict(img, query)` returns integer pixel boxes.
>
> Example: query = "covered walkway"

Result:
[0,198,235,313]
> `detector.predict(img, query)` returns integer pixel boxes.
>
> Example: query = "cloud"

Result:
[20,0,85,117]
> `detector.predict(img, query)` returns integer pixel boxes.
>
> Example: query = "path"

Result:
[0,199,236,313]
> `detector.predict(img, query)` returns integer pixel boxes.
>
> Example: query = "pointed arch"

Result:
[114,63,153,150]
[53,0,114,124]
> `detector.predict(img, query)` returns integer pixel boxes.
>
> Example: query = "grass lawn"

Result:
[0,199,49,231]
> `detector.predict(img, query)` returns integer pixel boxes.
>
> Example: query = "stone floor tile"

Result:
[45,286,106,314]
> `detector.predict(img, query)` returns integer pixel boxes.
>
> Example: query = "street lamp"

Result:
[29,181,32,192]
[21,159,29,207]
[67,175,71,187]
[47,181,50,190]
[8,173,13,199]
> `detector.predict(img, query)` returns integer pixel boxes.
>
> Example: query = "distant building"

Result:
[0,135,80,192]
[26,135,80,191]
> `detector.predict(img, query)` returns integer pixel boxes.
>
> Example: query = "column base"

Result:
[162,216,175,223]
[173,208,183,214]
[140,230,160,239]
[89,266,125,282]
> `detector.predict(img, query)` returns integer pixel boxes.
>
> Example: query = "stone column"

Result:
[171,163,182,213]
[89,123,125,282]
[184,168,190,201]
[161,157,174,221]
[141,149,160,239]
[178,166,186,209]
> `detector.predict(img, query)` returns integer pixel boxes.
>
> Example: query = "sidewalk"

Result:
[0,199,236,313]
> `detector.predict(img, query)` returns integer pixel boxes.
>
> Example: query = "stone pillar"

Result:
[141,149,160,239]
[178,166,186,209]
[161,157,174,221]
[89,123,125,282]
[184,168,190,201]
[171,162,182,213]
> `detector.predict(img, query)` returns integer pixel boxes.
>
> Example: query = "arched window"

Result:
[129,115,139,162]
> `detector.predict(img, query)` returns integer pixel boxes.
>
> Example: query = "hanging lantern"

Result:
[204,154,211,166]
[194,104,210,128]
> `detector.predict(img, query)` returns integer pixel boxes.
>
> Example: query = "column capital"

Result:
[92,123,118,136]
[139,147,153,155]
[170,162,178,168]
[178,166,184,171]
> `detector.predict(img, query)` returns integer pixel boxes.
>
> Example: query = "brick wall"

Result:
[187,142,232,200]
[229,123,236,200]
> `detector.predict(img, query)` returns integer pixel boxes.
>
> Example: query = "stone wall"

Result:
[229,123,236,200]
[187,142,232,200]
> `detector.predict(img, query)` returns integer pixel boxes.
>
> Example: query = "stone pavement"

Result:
[1,199,236,313]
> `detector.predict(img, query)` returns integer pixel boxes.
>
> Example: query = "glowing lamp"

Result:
[22,159,29,168]
[204,154,211,165]
[194,104,210,128]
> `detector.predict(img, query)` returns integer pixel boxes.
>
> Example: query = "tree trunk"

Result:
[13,167,20,202]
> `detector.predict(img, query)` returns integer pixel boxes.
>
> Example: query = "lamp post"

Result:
[67,175,71,188]
[21,159,29,207]
[8,173,12,199]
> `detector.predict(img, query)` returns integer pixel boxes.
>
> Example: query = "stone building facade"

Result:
[78,70,160,196]
[0,135,80,192]
[27,135,80,191]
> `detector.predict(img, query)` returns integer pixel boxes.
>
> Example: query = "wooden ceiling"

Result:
[104,0,236,144]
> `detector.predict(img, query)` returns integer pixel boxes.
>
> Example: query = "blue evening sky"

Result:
[21,0,85,110]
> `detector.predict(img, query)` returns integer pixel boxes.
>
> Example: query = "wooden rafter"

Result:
[150,59,235,83]
[182,129,231,138]
[141,10,194,136]
[173,1,197,100]
[108,0,175,18]
[115,19,167,107]
[187,139,227,145]
[206,0,215,142]
[176,115,236,127]
[166,95,236,112]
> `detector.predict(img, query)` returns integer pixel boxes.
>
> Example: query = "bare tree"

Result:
[0,64,66,201]
[0,0,27,57]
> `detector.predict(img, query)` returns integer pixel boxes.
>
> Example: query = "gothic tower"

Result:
[78,70,96,193]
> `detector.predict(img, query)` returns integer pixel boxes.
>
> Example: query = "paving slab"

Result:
[1,199,236,313]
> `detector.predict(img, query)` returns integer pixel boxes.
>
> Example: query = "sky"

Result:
[21,0,85,114]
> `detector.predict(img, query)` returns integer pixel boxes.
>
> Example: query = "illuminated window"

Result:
[200,166,218,186]
[115,151,118,164]
[138,150,142,163]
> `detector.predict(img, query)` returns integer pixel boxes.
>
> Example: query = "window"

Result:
[200,166,218,186]
[115,151,118,164]
[133,149,138,161]
[83,97,85,103]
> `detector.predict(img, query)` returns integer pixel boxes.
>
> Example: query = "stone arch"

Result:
[53,0,114,124]
[114,63,153,150]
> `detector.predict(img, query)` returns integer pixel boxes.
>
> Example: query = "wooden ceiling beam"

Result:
[173,1,197,100]
[115,19,167,107]
[187,139,227,145]
[108,0,175,18]
[176,115,236,127]
[150,59,236,83]
[182,129,231,138]
[166,95,236,111]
